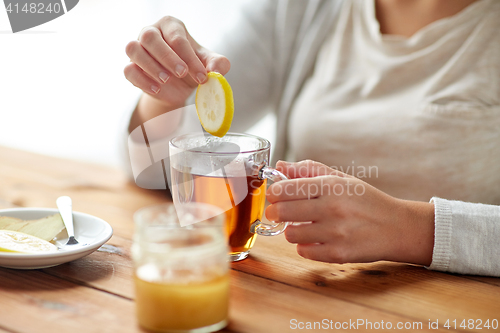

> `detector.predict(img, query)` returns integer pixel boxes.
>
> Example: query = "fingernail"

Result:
[151,85,160,94]
[159,72,169,83]
[196,72,206,84]
[175,64,186,77]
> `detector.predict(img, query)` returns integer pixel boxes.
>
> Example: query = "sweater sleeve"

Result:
[428,197,500,276]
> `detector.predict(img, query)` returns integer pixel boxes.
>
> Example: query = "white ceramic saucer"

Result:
[0,208,113,269]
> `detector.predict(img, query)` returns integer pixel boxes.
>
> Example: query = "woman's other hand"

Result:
[266,160,435,266]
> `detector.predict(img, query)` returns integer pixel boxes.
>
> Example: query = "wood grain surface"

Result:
[0,146,499,333]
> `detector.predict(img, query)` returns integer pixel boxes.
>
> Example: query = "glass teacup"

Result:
[169,132,290,262]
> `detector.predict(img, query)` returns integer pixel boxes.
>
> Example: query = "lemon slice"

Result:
[195,72,234,137]
[0,230,58,254]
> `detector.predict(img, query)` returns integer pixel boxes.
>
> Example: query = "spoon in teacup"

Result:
[56,196,79,246]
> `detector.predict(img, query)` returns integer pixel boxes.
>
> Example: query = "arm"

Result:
[123,1,281,188]
[268,160,500,276]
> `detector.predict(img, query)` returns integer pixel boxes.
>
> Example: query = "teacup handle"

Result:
[250,166,290,236]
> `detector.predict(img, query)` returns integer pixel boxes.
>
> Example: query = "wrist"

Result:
[142,93,186,111]
[128,94,185,133]
[392,199,435,266]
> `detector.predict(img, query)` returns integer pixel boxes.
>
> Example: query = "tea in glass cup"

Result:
[169,133,290,262]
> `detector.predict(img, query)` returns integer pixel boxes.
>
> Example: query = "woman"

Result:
[124,0,500,276]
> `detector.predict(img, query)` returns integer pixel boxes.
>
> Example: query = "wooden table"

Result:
[0,145,499,333]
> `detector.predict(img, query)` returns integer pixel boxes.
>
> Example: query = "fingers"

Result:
[265,199,320,222]
[157,18,208,83]
[276,160,349,179]
[296,244,347,264]
[138,26,197,82]
[125,40,170,86]
[126,15,232,99]
[267,176,345,203]
[124,63,161,95]
[283,222,325,244]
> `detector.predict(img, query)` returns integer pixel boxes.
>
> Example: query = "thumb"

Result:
[276,160,350,179]
[195,45,231,75]
[187,30,230,75]
[205,52,231,75]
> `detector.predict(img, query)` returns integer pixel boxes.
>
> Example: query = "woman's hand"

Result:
[265,160,435,266]
[124,16,230,109]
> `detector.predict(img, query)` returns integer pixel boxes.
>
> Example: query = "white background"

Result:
[0,0,275,168]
